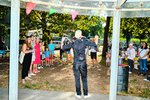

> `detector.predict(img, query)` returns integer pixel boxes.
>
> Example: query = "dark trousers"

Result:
[73,62,88,95]
[127,59,134,72]
[60,49,64,60]
[22,53,32,79]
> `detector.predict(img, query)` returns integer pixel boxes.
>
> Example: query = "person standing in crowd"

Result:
[29,35,36,76]
[138,42,149,76]
[66,41,72,61]
[106,52,111,76]
[90,38,98,65]
[62,30,97,98]
[60,37,64,60]
[44,47,50,67]
[21,36,33,84]
[33,37,41,73]
[126,43,136,74]
[38,41,43,69]
[41,41,45,67]
[48,40,55,66]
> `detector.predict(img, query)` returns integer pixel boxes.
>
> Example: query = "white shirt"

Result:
[139,48,149,59]
[90,46,96,53]
[126,48,136,60]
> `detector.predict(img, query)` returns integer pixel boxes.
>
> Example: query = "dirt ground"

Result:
[0,52,150,98]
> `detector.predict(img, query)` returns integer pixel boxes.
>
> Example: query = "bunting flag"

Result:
[26,2,36,15]
[71,10,78,21]
[49,8,57,15]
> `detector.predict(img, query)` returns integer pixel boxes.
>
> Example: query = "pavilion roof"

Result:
[0,0,150,17]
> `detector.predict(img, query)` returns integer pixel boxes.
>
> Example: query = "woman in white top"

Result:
[126,43,136,73]
[138,42,149,76]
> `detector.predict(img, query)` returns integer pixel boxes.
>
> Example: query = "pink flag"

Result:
[71,10,78,21]
[26,2,36,15]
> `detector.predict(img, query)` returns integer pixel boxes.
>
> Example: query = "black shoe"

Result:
[143,74,146,76]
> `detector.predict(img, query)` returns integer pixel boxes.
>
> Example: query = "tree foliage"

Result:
[0,6,10,36]
[108,17,150,45]
[20,9,103,42]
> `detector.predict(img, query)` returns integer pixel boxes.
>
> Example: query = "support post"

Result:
[109,10,121,100]
[9,0,20,100]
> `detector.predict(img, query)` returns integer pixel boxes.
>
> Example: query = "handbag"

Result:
[19,51,25,64]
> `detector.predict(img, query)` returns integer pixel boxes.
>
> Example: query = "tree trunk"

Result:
[101,17,111,61]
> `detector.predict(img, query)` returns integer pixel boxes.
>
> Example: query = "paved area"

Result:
[0,88,150,100]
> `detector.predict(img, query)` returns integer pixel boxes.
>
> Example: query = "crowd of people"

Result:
[20,30,150,98]
[20,30,99,98]
[106,42,150,82]
[21,35,57,84]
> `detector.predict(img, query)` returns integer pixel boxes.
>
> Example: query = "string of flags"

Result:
[26,2,36,15]
[26,2,79,20]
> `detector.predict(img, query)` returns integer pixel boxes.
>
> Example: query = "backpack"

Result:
[73,38,86,61]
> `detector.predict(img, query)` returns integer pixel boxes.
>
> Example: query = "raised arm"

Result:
[62,43,73,51]
[84,39,97,47]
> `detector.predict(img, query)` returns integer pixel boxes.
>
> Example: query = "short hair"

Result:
[75,30,82,39]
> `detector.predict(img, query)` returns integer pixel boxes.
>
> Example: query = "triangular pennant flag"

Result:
[71,10,78,21]
[26,2,36,15]
[49,8,57,15]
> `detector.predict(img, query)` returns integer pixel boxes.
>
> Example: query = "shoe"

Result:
[25,77,32,81]
[84,94,91,98]
[143,74,146,76]
[28,75,31,78]
[139,73,143,76]
[38,67,41,69]
[29,73,36,76]
[75,94,81,98]
[144,79,150,82]
[129,71,132,74]
[22,79,25,84]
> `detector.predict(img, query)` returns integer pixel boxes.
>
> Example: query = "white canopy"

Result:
[0,0,150,100]
[0,0,150,17]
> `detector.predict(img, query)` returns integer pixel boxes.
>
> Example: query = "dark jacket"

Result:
[62,37,97,63]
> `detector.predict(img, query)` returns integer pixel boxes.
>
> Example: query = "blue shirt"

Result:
[48,44,55,54]
[45,50,50,58]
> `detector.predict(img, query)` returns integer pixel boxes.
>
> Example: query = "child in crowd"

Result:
[45,47,50,66]
[48,40,55,65]
[66,41,72,61]
[41,41,45,67]
[106,52,111,76]
[33,37,41,73]
[38,41,43,69]
[106,52,111,67]
[90,38,98,65]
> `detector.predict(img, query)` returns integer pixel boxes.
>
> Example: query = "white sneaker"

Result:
[75,94,81,98]
[25,77,32,81]
[144,79,150,82]
[84,94,91,98]
[129,71,132,74]
[28,75,31,78]
[29,73,36,76]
